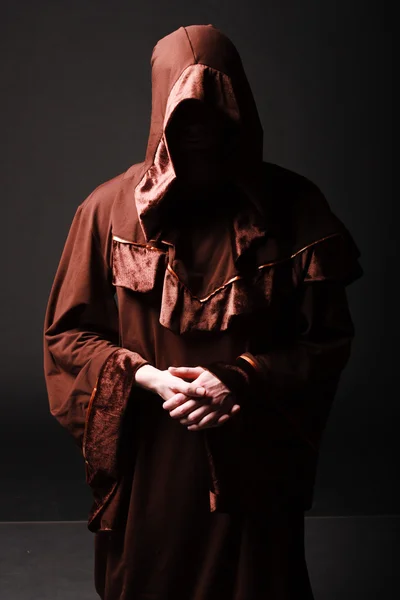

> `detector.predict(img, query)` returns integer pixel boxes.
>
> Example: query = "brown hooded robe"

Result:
[43,24,363,600]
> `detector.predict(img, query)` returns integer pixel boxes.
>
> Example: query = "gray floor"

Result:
[0,516,398,599]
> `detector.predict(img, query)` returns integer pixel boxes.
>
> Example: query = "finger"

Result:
[169,399,202,419]
[183,405,214,424]
[187,412,231,431]
[169,369,212,399]
[162,393,188,410]
[187,385,208,398]
[181,399,240,423]
[217,413,230,424]
[204,413,231,427]
[168,366,204,378]
[187,410,220,430]
[179,405,214,424]
[168,366,203,372]
[170,378,207,398]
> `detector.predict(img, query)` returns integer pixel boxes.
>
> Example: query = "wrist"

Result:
[203,362,251,405]
[134,363,158,391]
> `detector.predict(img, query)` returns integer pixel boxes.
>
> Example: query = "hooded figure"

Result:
[43,24,363,599]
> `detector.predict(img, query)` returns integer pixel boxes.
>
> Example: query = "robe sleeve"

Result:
[43,199,150,495]
[203,232,363,449]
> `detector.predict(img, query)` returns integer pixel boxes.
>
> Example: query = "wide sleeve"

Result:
[43,199,150,495]
[204,232,364,449]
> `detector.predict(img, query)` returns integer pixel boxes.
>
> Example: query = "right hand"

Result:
[134,364,210,403]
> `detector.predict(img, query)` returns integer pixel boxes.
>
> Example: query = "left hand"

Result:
[162,366,241,431]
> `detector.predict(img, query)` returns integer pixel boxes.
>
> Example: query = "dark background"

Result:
[0,0,394,521]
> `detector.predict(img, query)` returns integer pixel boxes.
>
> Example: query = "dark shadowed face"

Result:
[165,99,237,187]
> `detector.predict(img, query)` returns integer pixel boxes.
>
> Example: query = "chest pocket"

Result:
[111,236,167,294]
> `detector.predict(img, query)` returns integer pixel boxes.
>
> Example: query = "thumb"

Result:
[168,366,204,375]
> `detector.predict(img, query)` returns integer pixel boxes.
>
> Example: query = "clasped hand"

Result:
[162,366,241,431]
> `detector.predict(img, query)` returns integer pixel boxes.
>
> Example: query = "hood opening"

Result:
[165,98,240,188]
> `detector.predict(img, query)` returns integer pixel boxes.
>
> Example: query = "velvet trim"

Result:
[82,347,150,532]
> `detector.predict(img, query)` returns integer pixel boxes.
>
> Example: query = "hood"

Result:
[134,24,266,243]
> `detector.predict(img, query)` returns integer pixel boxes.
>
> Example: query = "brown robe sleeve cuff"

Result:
[82,347,150,531]
[83,348,150,483]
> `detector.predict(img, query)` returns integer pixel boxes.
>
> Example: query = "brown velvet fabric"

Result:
[83,348,150,532]
[43,23,364,599]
